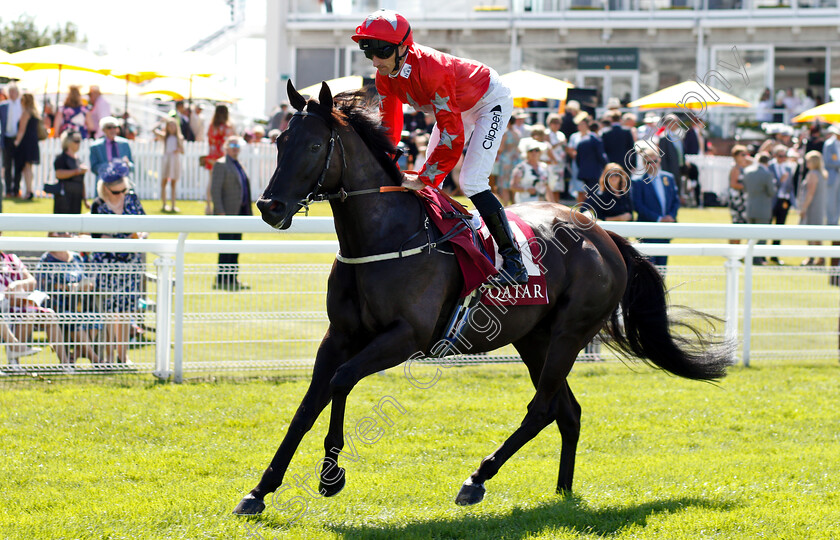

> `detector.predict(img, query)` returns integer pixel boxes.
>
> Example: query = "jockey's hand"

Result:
[401,171,426,191]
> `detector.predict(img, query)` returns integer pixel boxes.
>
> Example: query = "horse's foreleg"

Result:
[455,335,580,506]
[233,333,346,515]
[316,320,419,495]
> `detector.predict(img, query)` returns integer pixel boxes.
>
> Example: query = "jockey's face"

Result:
[365,43,406,76]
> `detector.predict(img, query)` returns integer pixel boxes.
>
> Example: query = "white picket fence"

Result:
[29,138,277,201]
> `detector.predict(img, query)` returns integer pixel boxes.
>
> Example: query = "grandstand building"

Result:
[266,0,840,116]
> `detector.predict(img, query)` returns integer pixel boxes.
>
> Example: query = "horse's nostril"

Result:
[269,200,280,212]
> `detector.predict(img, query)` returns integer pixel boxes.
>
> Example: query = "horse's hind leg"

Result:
[514,335,582,495]
[456,334,583,506]
[555,380,581,494]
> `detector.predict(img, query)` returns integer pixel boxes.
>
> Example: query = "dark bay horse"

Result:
[233,81,731,515]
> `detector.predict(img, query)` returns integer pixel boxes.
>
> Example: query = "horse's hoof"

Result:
[319,467,346,497]
[454,479,485,506]
[233,493,266,515]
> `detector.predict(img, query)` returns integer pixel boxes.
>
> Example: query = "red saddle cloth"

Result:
[418,188,548,305]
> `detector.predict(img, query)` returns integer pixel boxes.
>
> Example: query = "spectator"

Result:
[495,117,521,205]
[190,103,206,142]
[586,163,632,221]
[58,85,89,139]
[728,145,751,244]
[267,103,289,132]
[512,110,530,138]
[205,104,236,215]
[545,113,567,202]
[89,116,134,181]
[742,152,776,264]
[12,93,41,201]
[822,124,840,226]
[798,151,828,266]
[510,140,551,204]
[560,99,579,140]
[573,112,607,203]
[0,83,22,201]
[804,125,824,154]
[42,100,56,136]
[174,100,195,142]
[1,241,70,368]
[631,147,680,268]
[656,116,684,193]
[602,110,635,174]
[53,130,90,214]
[768,145,794,263]
[621,112,638,142]
[267,129,281,144]
[756,88,774,123]
[36,232,100,364]
[89,161,147,364]
[252,125,266,142]
[211,136,252,291]
[85,86,111,139]
[153,118,184,213]
[781,88,800,124]
[637,112,661,142]
[683,115,704,156]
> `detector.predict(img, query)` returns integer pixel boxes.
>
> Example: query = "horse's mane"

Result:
[314,88,403,185]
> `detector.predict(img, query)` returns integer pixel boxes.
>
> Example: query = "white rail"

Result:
[3,215,840,378]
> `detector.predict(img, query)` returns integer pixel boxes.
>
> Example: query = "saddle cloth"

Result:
[418,188,548,305]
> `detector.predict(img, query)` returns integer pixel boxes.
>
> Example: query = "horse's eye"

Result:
[311,144,321,152]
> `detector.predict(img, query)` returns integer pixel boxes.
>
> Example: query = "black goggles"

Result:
[360,40,398,60]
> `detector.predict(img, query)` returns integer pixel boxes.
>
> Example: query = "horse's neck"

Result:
[330,138,423,257]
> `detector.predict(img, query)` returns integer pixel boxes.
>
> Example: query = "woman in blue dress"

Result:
[89,161,147,364]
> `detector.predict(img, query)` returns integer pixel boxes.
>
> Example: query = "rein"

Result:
[289,110,468,265]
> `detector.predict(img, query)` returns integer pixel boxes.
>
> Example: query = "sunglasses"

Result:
[108,187,127,195]
[363,44,397,60]
[104,125,118,130]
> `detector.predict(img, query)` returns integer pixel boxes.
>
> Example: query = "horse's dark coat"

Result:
[233,81,730,515]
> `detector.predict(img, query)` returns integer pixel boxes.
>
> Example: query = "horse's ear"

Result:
[287,80,306,112]
[318,82,334,112]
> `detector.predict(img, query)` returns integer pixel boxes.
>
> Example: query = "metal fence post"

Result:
[742,239,757,367]
[153,255,174,380]
[173,233,188,383]
[723,256,741,354]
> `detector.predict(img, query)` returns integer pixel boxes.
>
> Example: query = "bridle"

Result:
[290,110,407,215]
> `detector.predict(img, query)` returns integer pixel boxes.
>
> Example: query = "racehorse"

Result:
[233,81,731,515]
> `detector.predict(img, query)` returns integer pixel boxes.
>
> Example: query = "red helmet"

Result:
[351,9,413,47]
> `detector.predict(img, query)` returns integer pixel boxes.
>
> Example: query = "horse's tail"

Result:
[602,231,732,381]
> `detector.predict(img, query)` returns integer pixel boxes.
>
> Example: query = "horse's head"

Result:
[257,80,342,229]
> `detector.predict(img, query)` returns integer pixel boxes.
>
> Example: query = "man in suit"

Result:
[175,101,196,142]
[0,83,23,203]
[767,144,793,263]
[823,124,840,225]
[89,116,134,180]
[683,116,704,156]
[211,136,252,291]
[742,153,776,265]
[631,147,680,268]
[601,111,635,173]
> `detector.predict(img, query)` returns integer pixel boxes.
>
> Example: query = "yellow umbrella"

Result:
[298,76,366,97]
[139,77,237,103]
[0,63,24,80]
[8,45,109,118]
[628,81,751,110]
[19,69,136,97]
[792,101,840,123]
[499,70,574,101]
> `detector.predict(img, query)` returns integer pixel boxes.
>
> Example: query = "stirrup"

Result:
[485,263,529,288]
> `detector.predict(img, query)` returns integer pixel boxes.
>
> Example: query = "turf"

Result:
[1,361,839,539]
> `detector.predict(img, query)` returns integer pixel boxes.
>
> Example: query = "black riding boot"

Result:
[482,208,529,287]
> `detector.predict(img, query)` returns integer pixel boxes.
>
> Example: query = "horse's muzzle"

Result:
[257,197,291,230]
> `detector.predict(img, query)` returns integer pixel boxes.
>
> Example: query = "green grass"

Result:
[1,361,839,539]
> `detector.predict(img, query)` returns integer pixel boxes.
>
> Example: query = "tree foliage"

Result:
[0,15,85,53]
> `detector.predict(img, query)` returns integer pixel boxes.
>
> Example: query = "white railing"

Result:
[30,139,277,202]
[2,215,840,381]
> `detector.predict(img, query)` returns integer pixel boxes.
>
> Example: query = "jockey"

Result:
[352,9,528,288]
